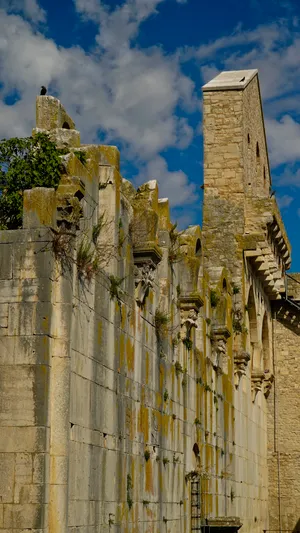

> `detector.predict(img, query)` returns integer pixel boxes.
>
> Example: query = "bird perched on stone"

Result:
[40,86,47,96]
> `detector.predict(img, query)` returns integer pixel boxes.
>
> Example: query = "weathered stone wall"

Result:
[0,71,298,533]
[202,70,292,533]
[0,228,54,532]
[267,311,300,533]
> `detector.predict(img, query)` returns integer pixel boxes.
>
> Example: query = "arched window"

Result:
[195,239,201,257]
[247,286,260,370]
[193,443,200,457]
[262,313,271,373]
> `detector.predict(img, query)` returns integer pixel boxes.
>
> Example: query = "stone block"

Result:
[3,503,44,528]
[33,454,49,485]
[0,453,15,502]
[0,245,12,280]
[35,95,75,130]
[0,427,48,453]
[23,188,56,229]
[8,302,36,336]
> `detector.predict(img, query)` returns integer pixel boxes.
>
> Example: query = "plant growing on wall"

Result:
[109,275,124,301]
[210,289,220,308]
[77,238,99,280]
[182,337,193,351]
[73,150,87,166]
[154,308,169,339]
[175,361,183,377]
[144,450,150,462]
[127,474,133,510]
[0,133,63,229]
[168,222,182,265]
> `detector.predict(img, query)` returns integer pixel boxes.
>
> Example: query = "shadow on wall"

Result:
[293,519,300,532]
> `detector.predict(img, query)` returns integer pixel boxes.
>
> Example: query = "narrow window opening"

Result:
[62,121,70,129]
[195,239,201,257]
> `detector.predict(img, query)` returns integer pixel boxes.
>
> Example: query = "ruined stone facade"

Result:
[0,70,299,533]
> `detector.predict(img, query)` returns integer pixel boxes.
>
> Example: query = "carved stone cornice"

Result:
[133,242,162,267]
[211,325,231,340]
[251,370,265,402]
[178,292,204,312]
[234,351,250,388]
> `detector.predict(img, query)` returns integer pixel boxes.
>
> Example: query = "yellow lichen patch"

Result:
[126,337,135,373]
[23,188,56,228]
[98,145,120,169]
[130,303,136,331]
[161,412,169,438]
[145,351,150,384]
[119,333,125,371]
[155,389,162,409]
[145,459,154,494]
[121,305,126,329]
[138,404,149,443]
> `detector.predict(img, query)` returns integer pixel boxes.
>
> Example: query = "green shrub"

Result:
[0,133,62,229]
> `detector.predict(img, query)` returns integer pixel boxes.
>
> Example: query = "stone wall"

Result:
[0,70,298,533]
[0,228,54,532]
[267,309,300,533]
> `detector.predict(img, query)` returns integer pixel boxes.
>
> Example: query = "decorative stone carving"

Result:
[212,337,227,374]
[211,326,231,374]
[133,243,162,305]
[134,261,155,306]
[251,370,265,402]
[234,351,250,388]
[263,371,274,398]
[180,308,198,332]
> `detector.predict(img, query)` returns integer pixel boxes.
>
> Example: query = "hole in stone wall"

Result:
[195,239,202,256]
[193,443,200,457]
[247,133,250,144]
[62,121,70,129]
[256,142,260,158]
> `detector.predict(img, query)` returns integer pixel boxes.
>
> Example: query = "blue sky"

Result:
[1,0,300,269]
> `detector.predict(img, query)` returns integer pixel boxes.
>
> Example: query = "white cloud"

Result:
[266,116,300,166]
[182,19,300,171]
[0,4,195,161]
[137,155,198,207]
[277,194,293,208]
[277,167,300,188]
[0,0,199,210]
[0,0,46,23]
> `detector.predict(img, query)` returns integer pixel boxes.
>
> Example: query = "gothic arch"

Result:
[262,313,271,373]
[247,286,260,370]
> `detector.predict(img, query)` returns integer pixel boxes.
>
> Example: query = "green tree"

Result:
[0,133,62,229]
